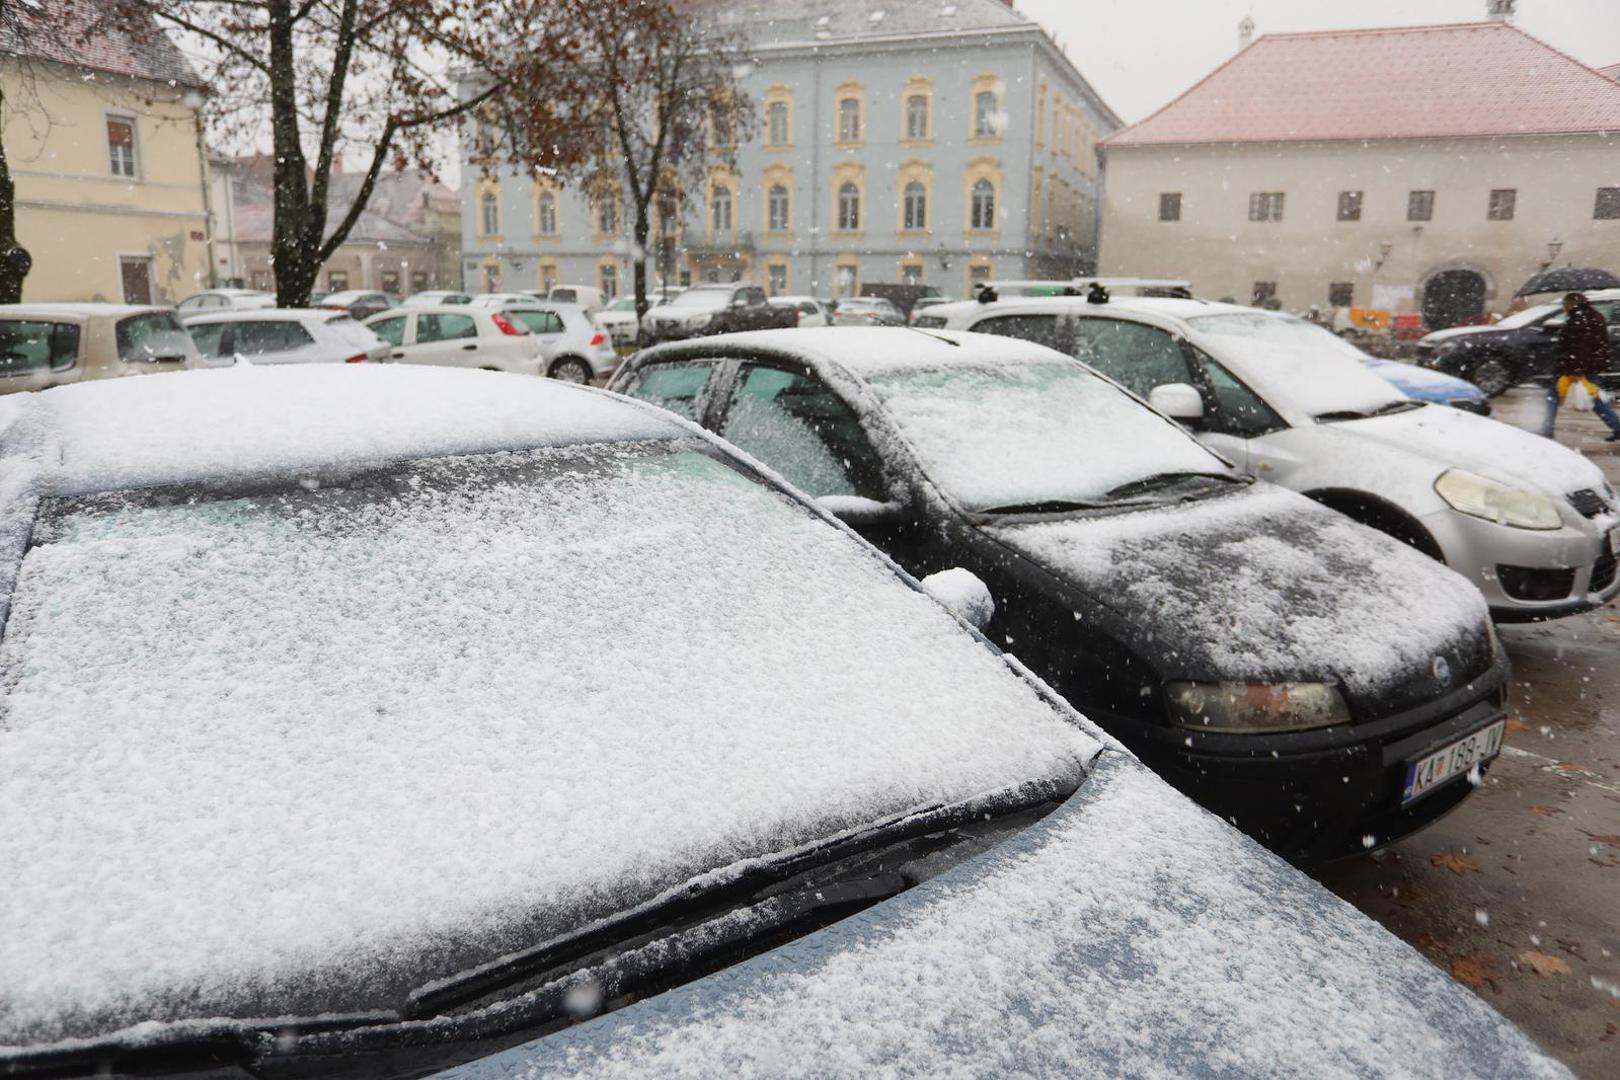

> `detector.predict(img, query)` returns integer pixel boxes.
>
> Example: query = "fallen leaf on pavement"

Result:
[1529,805,1563,817]
[1556,762,1589,773]
[1431,851,1479,874]
[1519,951,1571,977]
[1581,832,1620,848]
[1451,953,1497,990]
[1505,717,1532,735]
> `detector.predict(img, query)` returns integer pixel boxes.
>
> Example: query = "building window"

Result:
[901,262,924,286]
[1488,188,1516,221]
[968,261,993,297]
[903,180,927,231]
[767,262,788,295]
[974,91,999,138]
[411,271,430,292]
[1328,282,1354,308]
[711,186,733,234]
[600,263,618,299]
[538,192,557,235]
[480,192,500,236]
[767,184,790,232]
[838,182,860,231]
[1408,190,1435,222]
[380,270,400,294]
[1337,191,1363,222]
[1252,281,1278,307]
[1595,187,1620,220]
[540,261,559,292]
[836,261,859,297]
[1158,192,1182,222]
[328,270,350,291]
[970,179,995,231]
[597,192,619,234]
[768,101,790,146]
[1248,192,1284,222]
[106,116,137,178]
[906,95,929,140]
[838,97,861,143]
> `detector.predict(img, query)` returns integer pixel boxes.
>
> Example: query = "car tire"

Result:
[1468,356,1514,398]
[548,357,592,384]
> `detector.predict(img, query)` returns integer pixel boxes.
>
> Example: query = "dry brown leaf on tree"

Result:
[1431,850,1480,874]
[1518,951,1571,977]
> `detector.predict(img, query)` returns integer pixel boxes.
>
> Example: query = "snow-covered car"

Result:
[1416,289,1620,396]
[319,289,395,320]
[468,296,617,382]
[0,303,200,395]
[830,296,905,326]
[928,297,1620,621]
[0,366,1562,1080]
[183,309,391,366]
[400,290,472,307]
[613,328,1509,859]
[771,294,832,328]
[544,283,606,312]
[594,295,645,346]
[1363,355,1489,414]
[174,288,275,314]
[362,305,544,375]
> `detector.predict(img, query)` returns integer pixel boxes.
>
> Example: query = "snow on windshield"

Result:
[867,361,1225,512]
[0,443,1096,1044]
[1494,303,1560,330]
[665,289,730,310]
[1189,314,1410,420]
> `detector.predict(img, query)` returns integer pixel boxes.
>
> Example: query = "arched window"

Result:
[599,263,618,299]
[537,192,557,236]
[970,179,996,230]
[903,180,927,231]
[974,90,998,138]
[480,191,499,236]
[767,184,790,231]
[837,182,860,231]
[711,186,733,234]
[597,192,618,235]
[838,97,861,143]
[906,95,929,140]
[768,102,789,146]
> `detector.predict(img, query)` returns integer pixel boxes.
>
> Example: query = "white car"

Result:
[174,288,275,314]
[594,296,645,346]
[362,305,544,375]
[929,296,1620,620]
[401,291,472,308]
[469,296,618,382]
[770,294,832,327]
[544,283,606,312]
[183,309,391,366]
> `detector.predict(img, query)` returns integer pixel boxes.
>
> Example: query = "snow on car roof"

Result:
[679,327,1060,380]
[444,756,1563,1080]
[181,307,339,324]
[0,433,1098,1044]
[0,303,172,320]
[0,366,683,498]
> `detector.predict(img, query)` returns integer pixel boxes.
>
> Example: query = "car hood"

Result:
[1330,404,1607,497]
[1362,357,1484,400]
[443,754,1565,1080]
[985,484,1491,709]
[1420,324,1496,346]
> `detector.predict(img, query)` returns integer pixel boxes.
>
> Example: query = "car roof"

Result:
[0,303,172,321]
[368,304,476,318]
[182,308,337,324]
[638,327,1070,382]
[926,295,1237,326]
[0,365,683,498]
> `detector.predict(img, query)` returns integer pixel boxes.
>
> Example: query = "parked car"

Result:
[0,303,200,395]
[770,294,832,328]
[1417,289,1620,396]
[909,295,953,324]
[613,328,1509,859]
[927,296,1620,621]
[469,296,617,382]
[831,296,906,327]
[183,309,391,366]
[642,284,796,345]
[0,365,1561,1080]
[1363,355,1489,414]
[174,288,275,314]
[595,296,649,347]
[319,290,395,320]
[545,283,606,312]
[363,305,544,375]
[401,290,472,307]
[859,282,941,317]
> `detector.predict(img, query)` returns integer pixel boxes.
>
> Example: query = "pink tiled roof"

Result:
[1106,22,1620,147]
[0,0,202,89]
[1599,62,1620,81]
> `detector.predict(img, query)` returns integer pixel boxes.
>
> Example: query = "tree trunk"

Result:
[0,80,29,304]
[633,210,651,320]
[267,1,317,307]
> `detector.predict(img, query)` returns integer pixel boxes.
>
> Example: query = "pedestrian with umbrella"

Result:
[1542,292,1620,442]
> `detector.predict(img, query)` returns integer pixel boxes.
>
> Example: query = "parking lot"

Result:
[1316,387,1620,1078]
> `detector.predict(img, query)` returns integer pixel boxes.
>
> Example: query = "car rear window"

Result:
[0,320,80,376]
[418,314,478,342]
[233,321,316,355]
[185,322,228,358]
[511,310,564,335]
[114,313,191,363]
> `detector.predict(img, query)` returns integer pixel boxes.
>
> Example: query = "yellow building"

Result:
[2,4,211,304]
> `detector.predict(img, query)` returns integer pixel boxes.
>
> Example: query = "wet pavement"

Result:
[1313,387,1620,1078]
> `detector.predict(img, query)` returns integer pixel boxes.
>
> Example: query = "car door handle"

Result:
[391,350,405,359]
[462,343,478,351]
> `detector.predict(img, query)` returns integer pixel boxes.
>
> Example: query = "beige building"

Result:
[1,2,211,304]
[1099,16,1620,329]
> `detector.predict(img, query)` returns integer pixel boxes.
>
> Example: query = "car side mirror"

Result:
[919,568,995,633]
[815,495,905,528]
[1148,382,1205,422]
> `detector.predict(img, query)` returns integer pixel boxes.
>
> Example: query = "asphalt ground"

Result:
[1313,387,1620,1077]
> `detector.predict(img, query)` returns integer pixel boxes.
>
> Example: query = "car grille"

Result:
[1593,551,1618,594]
[1567,489,1613,519]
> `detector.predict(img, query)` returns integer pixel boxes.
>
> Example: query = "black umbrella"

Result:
[1515,268,1620,297]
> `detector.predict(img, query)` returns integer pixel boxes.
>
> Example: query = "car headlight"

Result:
[1165,681,1350,733]
[1434,469,1561,530]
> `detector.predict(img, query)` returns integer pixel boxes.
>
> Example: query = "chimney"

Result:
[1238,15,1255,49]
[1486,0,1516,22]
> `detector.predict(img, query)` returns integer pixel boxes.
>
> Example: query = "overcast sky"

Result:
[1019,0,1620,124]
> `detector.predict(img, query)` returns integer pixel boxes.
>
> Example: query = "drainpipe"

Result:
[187,91,217,288]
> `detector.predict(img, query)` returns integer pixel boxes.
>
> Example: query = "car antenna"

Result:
[906,327,961,347]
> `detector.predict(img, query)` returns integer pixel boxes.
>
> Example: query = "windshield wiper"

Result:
[1102,471,1245,500]
[979,498,1108,515]
[1315,400,1423,423]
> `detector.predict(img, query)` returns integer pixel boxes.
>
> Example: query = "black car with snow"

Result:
[613,328,1510,860]
[1417,290,1620,396]
[640,284,797,345]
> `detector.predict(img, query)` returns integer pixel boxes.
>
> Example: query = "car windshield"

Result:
[867,360,1230,513]
[1494,303,1561,330]
[666,289,730,311]
[607,298,638,312]
[1188,313,1411,420]
[2,439,1092,1047]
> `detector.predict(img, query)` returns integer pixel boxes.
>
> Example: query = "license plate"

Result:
[1402,721,1505,806]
